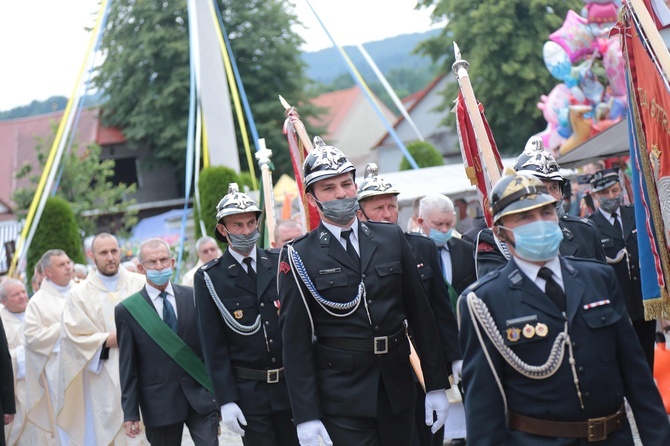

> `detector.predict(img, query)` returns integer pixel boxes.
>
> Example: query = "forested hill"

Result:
[303,29,440,84]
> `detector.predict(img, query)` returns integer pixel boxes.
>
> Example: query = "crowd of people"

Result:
[0,135,669,446]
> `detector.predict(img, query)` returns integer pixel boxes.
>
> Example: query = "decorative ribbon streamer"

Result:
[304,0,419,169]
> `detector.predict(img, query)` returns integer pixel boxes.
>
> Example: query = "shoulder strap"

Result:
[120,293,214,394]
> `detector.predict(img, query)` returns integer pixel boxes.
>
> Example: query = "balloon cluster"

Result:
[537,1,627,155]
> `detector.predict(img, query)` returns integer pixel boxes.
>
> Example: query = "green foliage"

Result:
[400,141,445,170]
[12,126,137,236]
[194,166,240,243]
[26,196,86,279]
[93,0,317,183]
[416,0,583,155]
[0,97,68,120]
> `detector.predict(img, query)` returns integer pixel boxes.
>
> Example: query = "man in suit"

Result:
[115,238,219,445]
[475,137,605,278]
[278,137,449,446]
[194,184,298,446]
[0,315,16,446]
[587,167,656,370]
[356,163,462,446]
[458,172,670,444]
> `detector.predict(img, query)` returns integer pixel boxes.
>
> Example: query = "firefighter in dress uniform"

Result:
[194,184,298,445]
[356,164,463,446]
[457,172,670,445]
[587,167,656,371]
[278,138,450,446]
[475,136,605,278]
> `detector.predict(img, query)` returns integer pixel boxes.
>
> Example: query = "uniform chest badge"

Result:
[535,323,548,337]
[233,309,244,319]
[507,327,521,342]
[522,324,535,339]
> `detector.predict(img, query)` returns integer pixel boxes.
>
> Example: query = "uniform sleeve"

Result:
[0,317,16,414]
[474,229,508,279]
[397,227,448,392]
[607,267,670,443]
[193,269,239,407]
[277,245,323,424]
[457,291,507,445]
[114,305,140,421]
[423,240,461,366]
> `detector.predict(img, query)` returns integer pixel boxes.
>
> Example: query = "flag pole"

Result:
[255,139,277,246]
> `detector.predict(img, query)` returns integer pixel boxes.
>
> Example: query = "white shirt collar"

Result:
[598,207,620,221]
[322,218,359,243]
[228,246,257,268]
[514,255,563,285]
[146,282,175,300]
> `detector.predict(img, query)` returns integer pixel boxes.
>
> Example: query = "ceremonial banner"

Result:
[621,1,670,317]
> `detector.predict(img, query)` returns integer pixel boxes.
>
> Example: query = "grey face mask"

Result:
[556,201,566,218]
[226,229,260,254]
[315,196,359,226]
[598,195,622,214]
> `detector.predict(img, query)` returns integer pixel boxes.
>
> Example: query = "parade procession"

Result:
[5,0,670,445]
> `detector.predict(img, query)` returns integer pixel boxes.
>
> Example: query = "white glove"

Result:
[220,403,247,436]
[425,389,450,434]
[296,419,333,446]
[451,360,463,386]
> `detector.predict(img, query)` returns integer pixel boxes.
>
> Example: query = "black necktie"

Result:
[612,213,623,237]
[341,229,360,263]
[243,257,256,282]
[159,291,178,333]
[538,267,566,312]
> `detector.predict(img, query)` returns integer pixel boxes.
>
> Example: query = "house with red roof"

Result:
[373,75,460,173]
[308,86,396,174]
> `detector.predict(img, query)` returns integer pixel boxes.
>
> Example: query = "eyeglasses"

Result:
[141,257,172,268]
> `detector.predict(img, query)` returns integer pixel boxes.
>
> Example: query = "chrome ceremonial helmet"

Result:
[490,173,557,225]
[302,136,355,190]
[214,183,262,242]
[513,136,564,189]
[357,163,400,202]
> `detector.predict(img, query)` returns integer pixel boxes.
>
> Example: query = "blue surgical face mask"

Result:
[146,267,172,286]
[503,220,563,262]
[429,228,453,246]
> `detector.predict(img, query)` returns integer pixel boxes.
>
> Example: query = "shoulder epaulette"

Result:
[200,257,221,271]
[405,231,428,239]
[464,269,500,293]
[286,232,309,245]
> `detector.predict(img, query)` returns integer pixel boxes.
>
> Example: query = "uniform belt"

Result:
[233,367,284,384]
[317,327,406,354]
[508,405,626,442]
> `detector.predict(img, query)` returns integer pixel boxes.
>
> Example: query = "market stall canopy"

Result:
[556,120,629,168]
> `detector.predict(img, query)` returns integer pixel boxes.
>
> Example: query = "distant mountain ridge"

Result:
[303,29,439,84]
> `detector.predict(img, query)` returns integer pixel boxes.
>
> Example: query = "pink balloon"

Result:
[603,38,626,96]
[550,10,597,63]
[538,84,572,126]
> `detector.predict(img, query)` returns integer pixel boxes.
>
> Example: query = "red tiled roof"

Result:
[0,108,126,209]
[372,75,446,149]
[308,87,361,139]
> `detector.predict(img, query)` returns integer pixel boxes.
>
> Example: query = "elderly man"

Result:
[181,236,221,287]
[278,138,449,446]
[57,233,146,445]
[271,220,303,249]
[356,164,463,446]
[116,238,218,445]
[24,250,74,444]
[458,172,670,444]
[1,279,47,445]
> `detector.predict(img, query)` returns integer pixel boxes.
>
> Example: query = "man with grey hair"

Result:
[24,249,74,444]
[181,236,222,287]
[271,220,303,249]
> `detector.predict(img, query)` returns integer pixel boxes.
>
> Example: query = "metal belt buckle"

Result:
[267,369,280,384]
[587,416,607,442]
[374,336,389,354]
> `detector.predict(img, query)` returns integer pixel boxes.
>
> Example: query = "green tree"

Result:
[194,166,240,242]
[26,196,86,279]
[416,0,582,155]
[400,141,445,170]
[12,128,137,236]
[93,0,318,183]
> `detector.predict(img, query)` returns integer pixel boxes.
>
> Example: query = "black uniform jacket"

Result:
[115,284,217,427]
[475,214,606,278]
[405,232,461,367]
[588,205,644,321]
[457,256,670,445]
[194,248,291,415]
[278,220,449,424]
